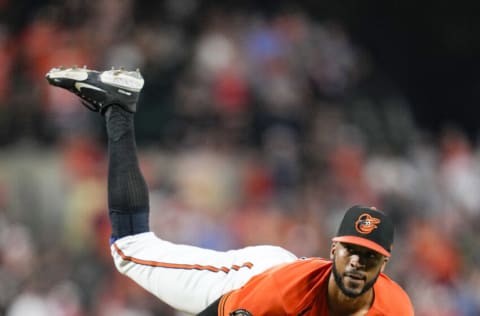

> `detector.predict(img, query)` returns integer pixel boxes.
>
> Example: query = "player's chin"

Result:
[344,275,365,287]
[340,286,364,298]
[342,277,365,297]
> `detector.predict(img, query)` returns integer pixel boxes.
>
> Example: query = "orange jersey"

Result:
[218,258,414,316]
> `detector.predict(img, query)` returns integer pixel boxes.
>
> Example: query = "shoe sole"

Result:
[47,68,89,81]
[100,70,144,92]
[47,68,144,92]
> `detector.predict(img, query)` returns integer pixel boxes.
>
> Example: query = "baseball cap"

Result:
[332,205,394,257]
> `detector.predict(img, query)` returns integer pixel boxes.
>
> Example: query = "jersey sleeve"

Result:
[218,273,287,315]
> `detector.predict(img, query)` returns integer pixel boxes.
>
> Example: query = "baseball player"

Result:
[46,66,414,315]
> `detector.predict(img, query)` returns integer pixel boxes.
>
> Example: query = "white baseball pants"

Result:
[111,232,297,315]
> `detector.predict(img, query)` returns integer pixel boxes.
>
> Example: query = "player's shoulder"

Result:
[374,273,414,314]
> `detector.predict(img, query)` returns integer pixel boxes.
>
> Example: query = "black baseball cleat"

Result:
[45,66,144,114]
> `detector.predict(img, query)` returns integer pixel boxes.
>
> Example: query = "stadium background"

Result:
[1,1,480,315]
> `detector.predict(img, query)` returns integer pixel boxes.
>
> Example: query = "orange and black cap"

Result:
[332,205,394,257]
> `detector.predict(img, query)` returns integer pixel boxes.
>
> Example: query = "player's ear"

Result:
[330,242,337,260]
[380,257,389,272]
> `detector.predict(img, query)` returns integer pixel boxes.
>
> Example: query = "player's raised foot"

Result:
[45,66,144,114]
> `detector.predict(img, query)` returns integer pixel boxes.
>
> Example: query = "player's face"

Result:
[331,242,386,298]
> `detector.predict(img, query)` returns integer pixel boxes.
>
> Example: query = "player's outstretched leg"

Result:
[46,66,299,314]
[46,66,150,242]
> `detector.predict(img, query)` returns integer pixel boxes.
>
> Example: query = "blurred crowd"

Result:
[1,1,480,315]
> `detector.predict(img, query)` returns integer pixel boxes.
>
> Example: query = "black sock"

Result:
[105,105,149,239]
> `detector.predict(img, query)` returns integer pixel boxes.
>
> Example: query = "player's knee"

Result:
[264,245,298,261]
[245,245,298,266]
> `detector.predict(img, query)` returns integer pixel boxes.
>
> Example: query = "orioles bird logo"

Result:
[355,213,381,234]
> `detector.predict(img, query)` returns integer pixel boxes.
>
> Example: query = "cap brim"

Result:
[332,236,391,257]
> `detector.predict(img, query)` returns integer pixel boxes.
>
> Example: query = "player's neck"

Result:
[327,274,373,316]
